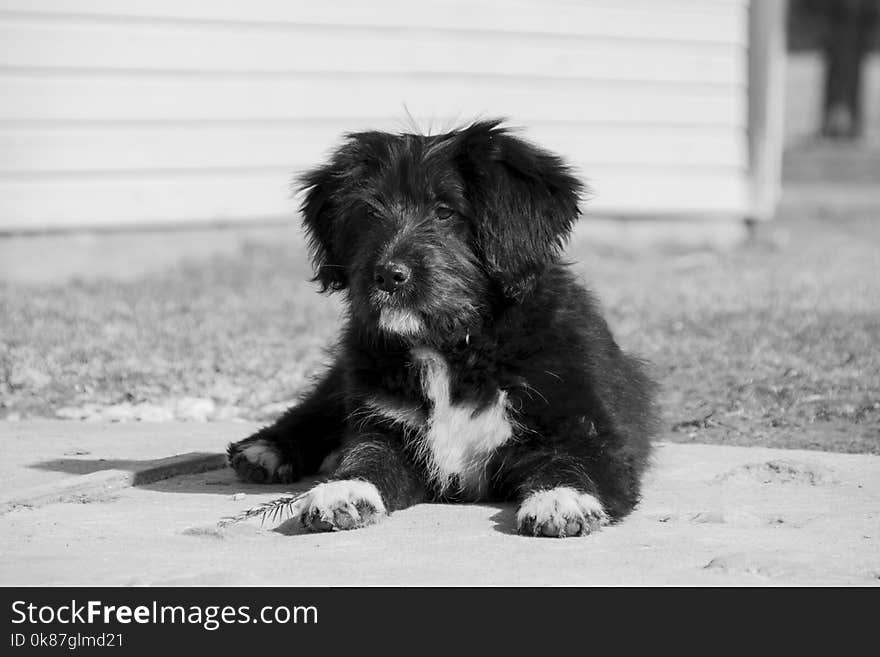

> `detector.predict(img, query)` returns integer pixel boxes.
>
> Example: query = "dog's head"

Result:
[299,120,584,342]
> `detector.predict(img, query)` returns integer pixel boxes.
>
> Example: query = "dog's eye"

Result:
[435,206,455,221]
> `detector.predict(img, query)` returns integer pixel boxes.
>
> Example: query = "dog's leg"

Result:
[492,441,643,538]
[295,435,427,532]
[227,366,346,484]
[495,343,655,537]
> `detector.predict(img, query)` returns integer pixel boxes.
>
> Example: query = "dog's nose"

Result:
[374,262,411,293]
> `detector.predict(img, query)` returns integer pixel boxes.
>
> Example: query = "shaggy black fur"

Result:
[227,119,659,537]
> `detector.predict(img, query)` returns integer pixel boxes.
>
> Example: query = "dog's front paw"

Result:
[516,487,609,538]
[227,438,298,484]
[292,480,387,532]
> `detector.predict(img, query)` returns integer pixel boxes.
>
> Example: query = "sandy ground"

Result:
[0,421,877,586]
[0,421,241,495]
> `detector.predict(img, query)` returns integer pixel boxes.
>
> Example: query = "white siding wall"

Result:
[0,0,750,230]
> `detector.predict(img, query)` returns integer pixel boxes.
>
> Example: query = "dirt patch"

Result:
[703,552,821,581]
[714,459,838,486]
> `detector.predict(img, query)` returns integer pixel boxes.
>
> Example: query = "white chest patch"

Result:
[410,347,514,499]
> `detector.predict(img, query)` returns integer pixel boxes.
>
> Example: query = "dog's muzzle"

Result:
[374,262,411,293]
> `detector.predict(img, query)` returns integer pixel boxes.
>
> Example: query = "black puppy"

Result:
[227,120,658,538]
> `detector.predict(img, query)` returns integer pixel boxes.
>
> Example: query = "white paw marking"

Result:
[411,347,514,499]
[238,440,292,480]
[291,480,387,531]
[517,487,609,537]
[379,308,423,336]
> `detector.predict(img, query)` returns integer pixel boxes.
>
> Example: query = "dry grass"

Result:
[576,207,880,454]
[1,204,878,453]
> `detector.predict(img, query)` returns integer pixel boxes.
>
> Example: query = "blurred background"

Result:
[0,1,877,454]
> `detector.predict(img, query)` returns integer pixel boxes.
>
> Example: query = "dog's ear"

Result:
[299,133,391,292]
[456,120,584,302]
[299,162,348,292]
[298,133,386,292]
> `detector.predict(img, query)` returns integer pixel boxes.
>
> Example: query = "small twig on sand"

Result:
[671,410,751,437]
[671,411,716,432]
[712,419,750,437]
[218,493,306,528]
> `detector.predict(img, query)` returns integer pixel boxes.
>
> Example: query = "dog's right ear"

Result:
[299,132,389,292]
[299,162,348,292]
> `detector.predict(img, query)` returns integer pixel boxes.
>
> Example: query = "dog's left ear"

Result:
[456,121,585,302]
